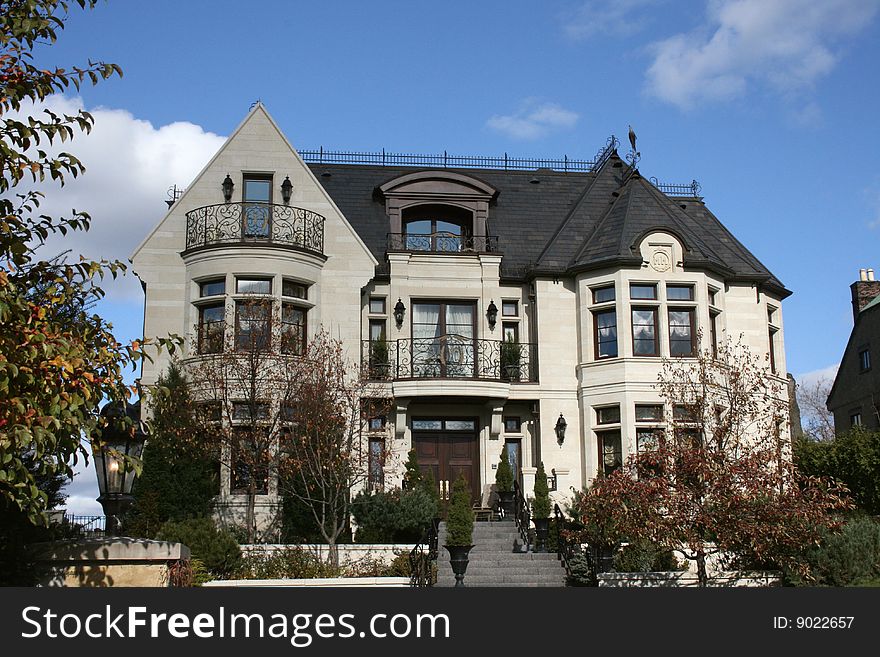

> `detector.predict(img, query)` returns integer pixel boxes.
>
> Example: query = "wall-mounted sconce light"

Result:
[281,176,293,204]
[555,413,567,444]
[486,299,498,329]
[222,174,234,203]
[393,298,406,329]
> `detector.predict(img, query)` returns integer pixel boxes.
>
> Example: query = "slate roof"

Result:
[307,151,789,297]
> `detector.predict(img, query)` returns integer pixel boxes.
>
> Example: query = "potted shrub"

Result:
[531,462,551,552]
[369,335,389,379]
[494,447,515,517]
[500,335,521,381]
[443,474,474,587]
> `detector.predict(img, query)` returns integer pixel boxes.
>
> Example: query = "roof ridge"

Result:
[533,154,623,267]
[570,174,633,266]
[635,176,724,263]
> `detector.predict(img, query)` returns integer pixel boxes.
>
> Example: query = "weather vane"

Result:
[249,99,261,110]
[626,124,640,169]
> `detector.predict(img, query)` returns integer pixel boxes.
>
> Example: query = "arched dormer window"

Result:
[402,204,473,252]
[378,170,498,254]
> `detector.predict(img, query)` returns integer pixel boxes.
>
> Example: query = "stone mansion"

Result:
[131,104,790,529]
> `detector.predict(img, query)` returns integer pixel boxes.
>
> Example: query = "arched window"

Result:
[402,204,473,252]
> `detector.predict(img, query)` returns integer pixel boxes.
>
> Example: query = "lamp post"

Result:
[93,401,146,536]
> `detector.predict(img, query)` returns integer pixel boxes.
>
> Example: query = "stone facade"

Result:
[131,104,790,532]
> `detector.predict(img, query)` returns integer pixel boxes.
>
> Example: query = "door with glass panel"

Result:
[411,301,475,378]
[412,418,480,502]
[242,175,272,239]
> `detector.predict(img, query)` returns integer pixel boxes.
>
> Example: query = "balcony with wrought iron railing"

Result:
[387,232,499,255]
[184,203,325,255]
[362,336,537,383]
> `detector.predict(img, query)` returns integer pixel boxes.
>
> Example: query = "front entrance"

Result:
[412,418,480,502]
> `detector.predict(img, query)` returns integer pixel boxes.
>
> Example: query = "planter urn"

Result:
[532,517,551,552]
[444,544,474,587]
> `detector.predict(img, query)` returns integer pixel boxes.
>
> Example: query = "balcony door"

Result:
[412,301,475,378]
[243,174,272,239]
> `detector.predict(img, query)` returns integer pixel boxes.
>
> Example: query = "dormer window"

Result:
[402,204,472,252]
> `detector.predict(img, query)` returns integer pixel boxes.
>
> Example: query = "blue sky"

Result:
[28,0,880,512]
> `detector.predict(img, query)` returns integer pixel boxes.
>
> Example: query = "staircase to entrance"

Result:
[435,520,566,587]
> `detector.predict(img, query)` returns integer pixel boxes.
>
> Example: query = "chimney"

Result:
[851,267,880,321]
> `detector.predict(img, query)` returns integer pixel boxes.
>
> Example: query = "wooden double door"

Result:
[413,419,479,502]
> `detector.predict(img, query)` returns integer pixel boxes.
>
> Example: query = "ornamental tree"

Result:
[1,0,174,526]
[573,339,852,586]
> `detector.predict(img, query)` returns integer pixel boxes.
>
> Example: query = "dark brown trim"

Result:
[593,308,618,360]
[631,306,659,357]
[668,306,697,357]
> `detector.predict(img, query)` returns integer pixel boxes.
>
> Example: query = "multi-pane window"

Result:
[232,402,269,422]
[592,285,615,304]
[242,174,272,239]
[851,412,863,428]
[235,300,271,351]
[231,427,269,494]
[282,279,307,300]
[769,328,778,373]
[596,405,620,425]
[502,300,518,317]
[630,283,657,300]
[710,311,720,358]
[635,404,664,422]
[597,431,622,476]
[668,308,696,357]
[236,277,271,295]
[859,348,871,372]
[369,297,386,314]
[632,308,659,356]
[594,310,618,359]
[198,303,225,354]
[368,438,385,490]
[200,278,225,297]
[666,284,694,301]
[281,303,306,355]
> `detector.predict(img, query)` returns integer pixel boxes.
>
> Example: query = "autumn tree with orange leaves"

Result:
[1,1,175,527]
[573,339,851,586]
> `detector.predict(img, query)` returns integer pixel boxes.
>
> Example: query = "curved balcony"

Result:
[185,203,325,256]
[362,336,537,383]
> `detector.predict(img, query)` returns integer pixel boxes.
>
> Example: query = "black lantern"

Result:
[393,298,406,329]
[222,174,234,202]
[281,176,293,204]
[93,401,146,535]
[486,300,498,329]
[554,413,567,444]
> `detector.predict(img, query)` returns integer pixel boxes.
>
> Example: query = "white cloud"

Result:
[645,0,880,109]
[487,100,580,140]
[563,0,660,40]
[13,96,226,301]
[794,362,840,390]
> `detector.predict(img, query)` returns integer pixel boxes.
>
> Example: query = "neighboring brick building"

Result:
[827,269,880,432]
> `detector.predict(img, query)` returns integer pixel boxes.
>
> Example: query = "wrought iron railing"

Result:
[649,177,702,197]
[554,504,583,579]
[185,203,325,254]
[409,517,439,587]
[512,480,531,552]
[63,514,106,536]
[362,336,538,382]
[301,145,616,173]
[387,232,499,254]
